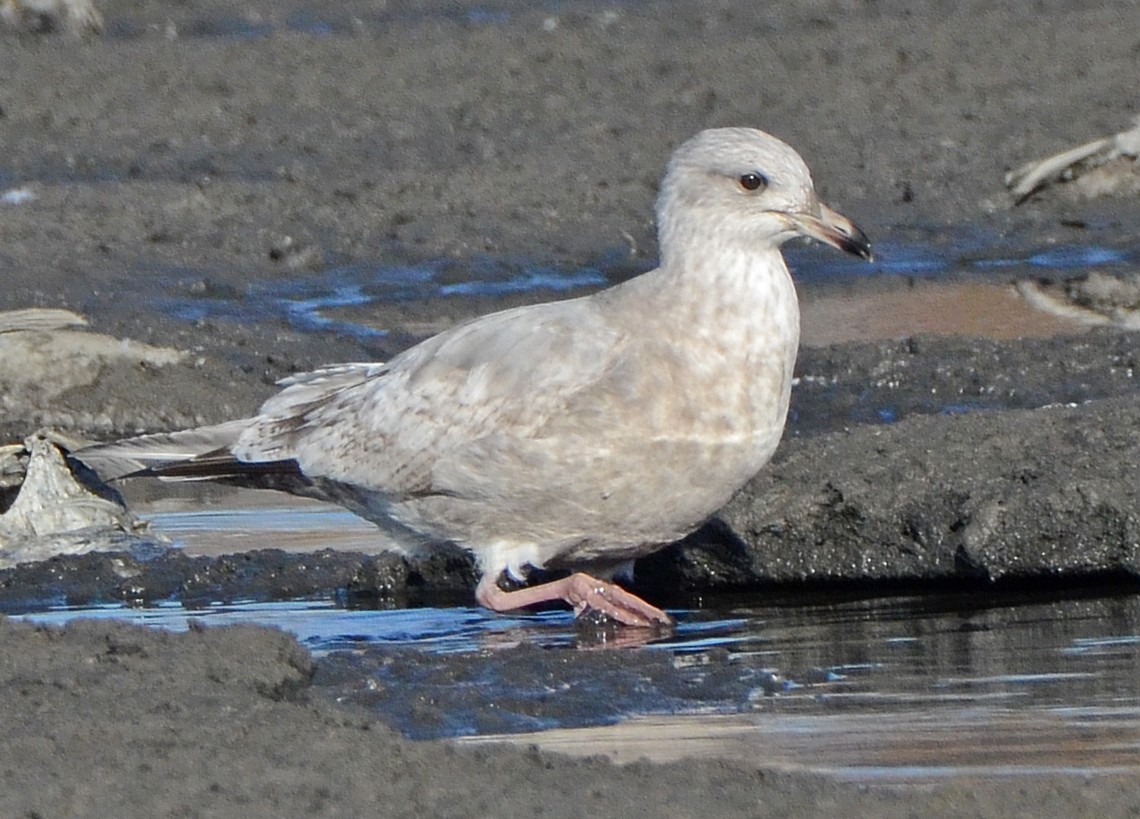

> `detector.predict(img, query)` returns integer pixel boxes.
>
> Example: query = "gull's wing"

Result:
[232,295,625,496]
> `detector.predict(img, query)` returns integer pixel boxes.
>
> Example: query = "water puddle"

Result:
[149,238,1138,347]
[159,258,610,342]
[470,706,1140,781]
[16,498,1140,781]
[137,499,386,555]
[786,237,1137,284]
[800,280,1089,345]
[101,2,604,41]
[20,589,1140,780]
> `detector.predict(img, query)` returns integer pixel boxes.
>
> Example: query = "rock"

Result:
[646,396,1140,590]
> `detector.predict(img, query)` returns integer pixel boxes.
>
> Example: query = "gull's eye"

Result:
[739,172,768,192]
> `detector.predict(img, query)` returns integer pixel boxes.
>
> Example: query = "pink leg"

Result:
[475,572,672,627]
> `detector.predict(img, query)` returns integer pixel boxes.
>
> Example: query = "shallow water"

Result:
[100,1,584,40]
[151,238,1138,344]
[18,501,1140,780]
[159,258,611,342]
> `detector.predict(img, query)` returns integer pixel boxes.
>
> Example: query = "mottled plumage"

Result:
[78,128,871,625]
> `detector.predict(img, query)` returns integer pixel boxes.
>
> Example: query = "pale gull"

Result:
[76,127,872,626]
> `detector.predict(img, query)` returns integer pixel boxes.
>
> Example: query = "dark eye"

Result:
[739,172,768,192]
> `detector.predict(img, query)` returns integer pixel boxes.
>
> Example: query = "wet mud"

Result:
[2,0,1140,815]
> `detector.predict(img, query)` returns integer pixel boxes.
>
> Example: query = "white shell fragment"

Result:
[0,433,157,567]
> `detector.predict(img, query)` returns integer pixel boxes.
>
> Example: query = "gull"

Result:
[77,128,872,626]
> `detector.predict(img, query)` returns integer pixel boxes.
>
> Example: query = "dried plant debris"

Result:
[0,433,163,567]
[1007,116,1140,204]
[0,0,102,36]
[0,308,88,334]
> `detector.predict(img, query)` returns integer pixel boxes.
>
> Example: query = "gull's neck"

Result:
[599,227,802,483]
[650,232,800,343]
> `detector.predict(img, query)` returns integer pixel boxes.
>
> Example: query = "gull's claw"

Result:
[476,572,672,628]
[564,574,673,627]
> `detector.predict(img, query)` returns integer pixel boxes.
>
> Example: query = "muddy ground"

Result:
[1,0,1140,815]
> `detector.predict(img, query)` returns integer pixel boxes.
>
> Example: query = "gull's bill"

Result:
[782,203,873,261]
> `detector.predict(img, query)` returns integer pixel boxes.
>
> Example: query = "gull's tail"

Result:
[71,420,298,483]
[74,362,390,484]
[70,418,406,540]
[70,419,423,551]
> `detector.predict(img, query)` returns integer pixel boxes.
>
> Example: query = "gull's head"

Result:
[656,127,872,266]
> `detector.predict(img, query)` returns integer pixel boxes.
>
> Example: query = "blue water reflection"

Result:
[158,240,1138,342]
[18,580,1140,776]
